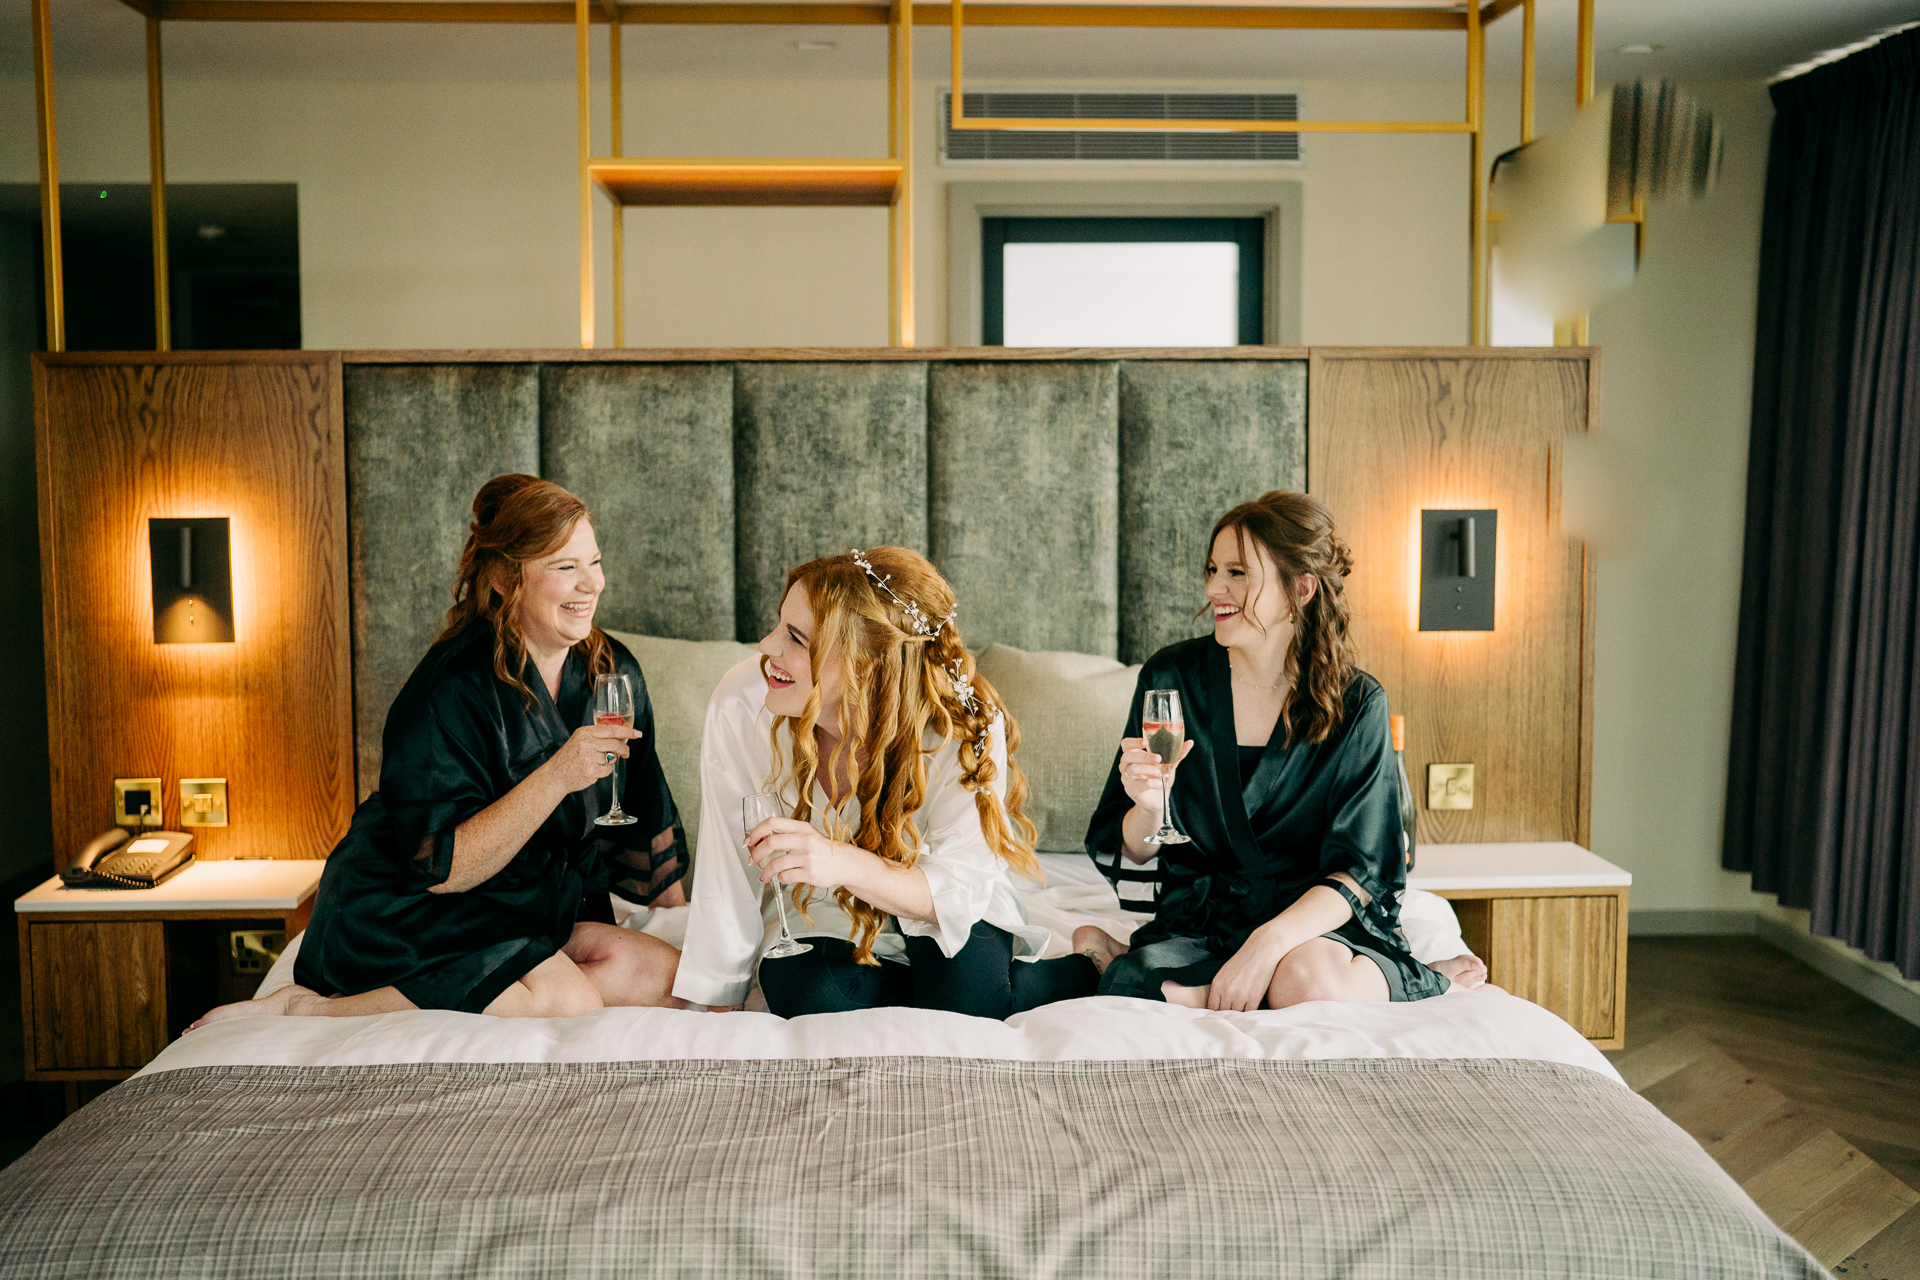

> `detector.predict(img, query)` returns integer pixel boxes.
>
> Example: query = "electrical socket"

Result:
[113,777,164,827]
[229,930,286,975]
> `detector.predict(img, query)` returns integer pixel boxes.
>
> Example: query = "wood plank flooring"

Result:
[1607,936,1920,1278]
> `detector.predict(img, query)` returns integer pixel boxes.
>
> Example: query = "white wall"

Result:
[1,62,1794,922]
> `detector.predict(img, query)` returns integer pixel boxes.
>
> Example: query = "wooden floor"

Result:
[1607,936,1920,1277]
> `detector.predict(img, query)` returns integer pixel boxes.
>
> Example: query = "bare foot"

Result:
[1071,926,1129,975]
[186,984,324,1031]
[1161,981,1210,1008]
[1431,954,1488,990]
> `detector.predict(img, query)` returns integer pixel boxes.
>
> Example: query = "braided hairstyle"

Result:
[440,474,614,709]
[1204,490,1359,746]
[766,548,1039,964]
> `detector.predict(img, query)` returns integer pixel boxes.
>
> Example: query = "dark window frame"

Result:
[981,215,1265,346]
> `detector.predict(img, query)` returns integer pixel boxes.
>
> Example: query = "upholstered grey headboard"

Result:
[343,355,1307,793]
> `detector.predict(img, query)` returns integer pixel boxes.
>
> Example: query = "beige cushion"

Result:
[606,630,760,847]
[975,643,1141,853]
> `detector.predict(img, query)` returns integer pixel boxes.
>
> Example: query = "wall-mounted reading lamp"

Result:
[1419,509,1496,631]
[150,517,234,643]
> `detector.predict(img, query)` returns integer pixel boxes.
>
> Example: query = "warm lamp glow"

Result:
[150,517,235,644]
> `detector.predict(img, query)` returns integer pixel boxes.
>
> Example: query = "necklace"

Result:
[1229,656,1285,692]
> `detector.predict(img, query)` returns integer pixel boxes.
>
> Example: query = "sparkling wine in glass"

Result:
[745,791,812,959]
[592,673,638,827]
[1141,688,1191,846]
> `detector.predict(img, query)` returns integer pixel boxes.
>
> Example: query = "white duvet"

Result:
[143,855,1622,1084]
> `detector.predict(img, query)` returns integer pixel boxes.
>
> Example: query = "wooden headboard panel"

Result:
[33,346,1592,868]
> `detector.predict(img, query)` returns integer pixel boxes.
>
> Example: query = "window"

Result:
[982,216,1265,346]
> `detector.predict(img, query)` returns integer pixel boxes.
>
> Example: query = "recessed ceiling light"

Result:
[1616,43,1664,55]
[197,224,227,240]
[794,40,836,51]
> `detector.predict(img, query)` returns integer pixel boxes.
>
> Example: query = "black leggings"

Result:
[759,921,1098,1019]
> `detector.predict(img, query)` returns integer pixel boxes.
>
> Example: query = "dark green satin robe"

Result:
[295,621,685,1012]
[1085,637,1446,1002]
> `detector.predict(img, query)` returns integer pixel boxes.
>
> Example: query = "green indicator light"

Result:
[99,190,108,198]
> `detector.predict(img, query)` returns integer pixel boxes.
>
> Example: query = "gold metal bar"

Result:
[949,117,1478,134]
[147,15,171,351]
[1576,0,1593,107]
[609,9,623,348]
[950,0,963,133]
[152,0,1474,29]
[576,0,592,348]
[888,0,899,346]
[1467,0,1484,344]
[1520,0,1534,142]
[896,0,913,347]
[31,0,63,352]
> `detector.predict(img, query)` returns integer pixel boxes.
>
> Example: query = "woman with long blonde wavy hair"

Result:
[673,547,1098,1018]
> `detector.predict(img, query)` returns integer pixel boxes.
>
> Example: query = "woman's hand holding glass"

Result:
[745,816,867,891]
[1116,736,1196,812]
[541,722,639,794]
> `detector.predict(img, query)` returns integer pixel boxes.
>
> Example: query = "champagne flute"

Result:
[1141,688,1191,846]
[591,673,638,827]
[745,791,812,959]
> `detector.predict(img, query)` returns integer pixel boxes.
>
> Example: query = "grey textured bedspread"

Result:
[0,1056,1821,1279]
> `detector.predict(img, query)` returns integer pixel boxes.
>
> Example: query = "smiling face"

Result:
[1205,526,1301,653]
[759,584,845,731]
[511,518,604,657]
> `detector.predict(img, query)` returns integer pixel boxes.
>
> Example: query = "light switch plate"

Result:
[113,777,164,827]
[1427,763,1474,810]
[180,777,229,827]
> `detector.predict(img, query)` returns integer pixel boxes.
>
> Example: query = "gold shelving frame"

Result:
[31,0,1598,353]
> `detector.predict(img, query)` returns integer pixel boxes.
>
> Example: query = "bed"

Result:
[0,854,1823,1278]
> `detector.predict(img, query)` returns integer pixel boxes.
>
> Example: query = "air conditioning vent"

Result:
[940,91,1302,164]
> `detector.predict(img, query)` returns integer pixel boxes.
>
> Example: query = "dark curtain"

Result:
[1724,28,1920,978]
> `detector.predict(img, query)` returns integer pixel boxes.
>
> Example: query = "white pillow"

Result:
[974,644,1141,853]
[605,630,760,849]
[1398,888,1470,964]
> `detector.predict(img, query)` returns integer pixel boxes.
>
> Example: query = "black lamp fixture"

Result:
[149,517,235,643]
[1418,509,1497,631]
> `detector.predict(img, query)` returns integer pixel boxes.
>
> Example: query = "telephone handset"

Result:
[62,829,195,889]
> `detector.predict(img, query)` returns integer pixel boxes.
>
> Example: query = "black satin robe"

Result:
[1085,637,1446,1002]
[295,622,685,1012]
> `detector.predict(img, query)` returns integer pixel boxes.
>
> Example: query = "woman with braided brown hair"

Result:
[673,547,1098,1018]
[1078,490,1486,1010]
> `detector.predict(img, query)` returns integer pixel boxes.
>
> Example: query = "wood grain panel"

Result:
[34,354,354,864]
[28,921,167,1072]
[1482,895,1618,1040]
[1309,349,1594,846]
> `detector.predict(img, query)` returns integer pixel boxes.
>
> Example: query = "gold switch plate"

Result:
[1428,763,1475,810]
[113,777,164,827]
[180,777,229,827]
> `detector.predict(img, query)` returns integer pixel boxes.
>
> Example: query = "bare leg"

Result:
[1071,925,1129,976]
[561,921,685,1009]
[482,950,605,1018]
[1430,953,1487,989]
[1268,938,1389,1007]
[1161,980,1210,1008]
[188,946,615,1029]
[188,984,416,1030]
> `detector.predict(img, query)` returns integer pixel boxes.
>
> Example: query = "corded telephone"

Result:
[62,829,195,890]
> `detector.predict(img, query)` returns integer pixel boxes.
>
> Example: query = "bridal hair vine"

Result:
[850,549,957,639]
[947,660,978,714]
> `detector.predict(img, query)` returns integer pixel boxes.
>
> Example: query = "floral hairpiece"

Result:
[850,549,957,639]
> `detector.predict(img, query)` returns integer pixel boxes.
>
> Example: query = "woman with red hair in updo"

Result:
[194,474,687,1026]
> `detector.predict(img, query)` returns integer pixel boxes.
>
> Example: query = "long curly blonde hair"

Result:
[767,548,1039,964]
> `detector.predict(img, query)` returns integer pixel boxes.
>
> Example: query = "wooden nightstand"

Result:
[1409,843,1631,1050]
[15,861,324,1099]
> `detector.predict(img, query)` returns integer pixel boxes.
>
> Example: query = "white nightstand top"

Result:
[14,860,326,914]
[1406,842,1631,891]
